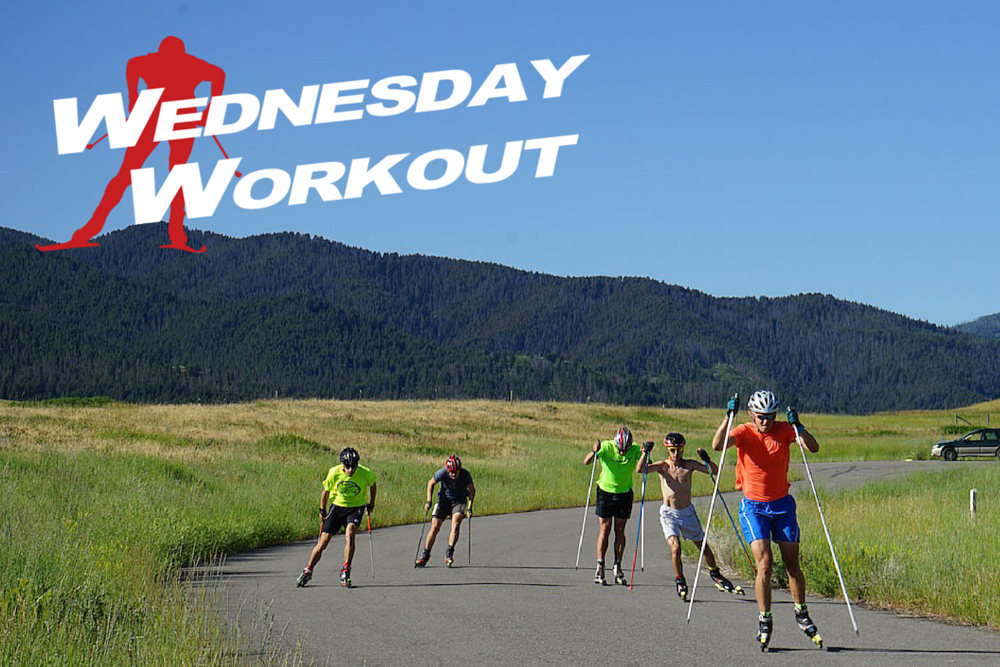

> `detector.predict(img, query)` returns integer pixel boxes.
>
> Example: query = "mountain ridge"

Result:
[4,224,998,412]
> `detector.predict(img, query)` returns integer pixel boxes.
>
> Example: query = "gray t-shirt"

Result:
[433,467,473,502]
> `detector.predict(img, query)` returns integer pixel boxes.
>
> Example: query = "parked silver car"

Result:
[931,429,1000,461]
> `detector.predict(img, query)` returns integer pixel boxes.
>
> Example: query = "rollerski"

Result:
[795,606,824,649]
[757,614,773,652]
[445,545,455,568]
[710,568,745,595]
[594,562,606,585]
[415,550,430,568]
[613,563,627,586]
[340,565,352,588]
[675,576,688,601]
[296,567,312,587]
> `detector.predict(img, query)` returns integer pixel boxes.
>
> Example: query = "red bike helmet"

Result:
[614,427,633,453]
[446,454,462,476]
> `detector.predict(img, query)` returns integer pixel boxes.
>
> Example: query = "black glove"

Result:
[642,440,654,454]
[786,407,802,428]
[726,393,740,416]
[319,507,328,519]
[697,448,712,464]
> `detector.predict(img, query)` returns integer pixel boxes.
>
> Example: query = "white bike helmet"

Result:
[614,426,633,453]
[747,390,778,414]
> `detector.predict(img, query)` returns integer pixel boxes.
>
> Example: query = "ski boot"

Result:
[296,567,312,587]
[675,576,688,601]
[445,545,455,568]
[415,549,430,568]
[613,563,627,586]
[340,564,352,588]
[594,562,606,585]
[710,568,745,595]
[795,605,823,649]
[757,613,773,652]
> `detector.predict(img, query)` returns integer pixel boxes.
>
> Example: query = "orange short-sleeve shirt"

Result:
[729,421,796,502]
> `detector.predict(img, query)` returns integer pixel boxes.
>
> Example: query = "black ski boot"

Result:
[415,549,430,568]
[757,613,773,652]
[613,563,627,586]
[795,605,823,648]
[710,568,745,595]
[445,545,455,568]
[296,567,312,587]
[340,564,352,588]
[594,561,606,585]
[675,576,688,600]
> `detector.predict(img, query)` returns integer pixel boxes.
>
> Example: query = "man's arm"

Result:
[466,481,476,515]
[125,56,144,113]
[711,416,731,451]
[195,59,226,126]
[367,482,377,513]
[686,458,717,475]
[584,440,601,465]
[425,478,437,509]
[795,426,819,453]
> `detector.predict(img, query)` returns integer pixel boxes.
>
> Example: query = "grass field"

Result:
[2,398,998,664]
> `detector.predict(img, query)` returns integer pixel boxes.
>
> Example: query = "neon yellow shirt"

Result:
[323,464,376,508]
[596,440,640,494]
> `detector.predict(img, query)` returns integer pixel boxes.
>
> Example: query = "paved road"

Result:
[210,461,999,666]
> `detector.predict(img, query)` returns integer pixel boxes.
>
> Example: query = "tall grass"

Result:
[1,397,998,664]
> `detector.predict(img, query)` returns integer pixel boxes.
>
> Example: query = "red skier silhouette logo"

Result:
[38,37,226,253]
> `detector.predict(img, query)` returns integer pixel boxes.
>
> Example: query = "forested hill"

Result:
[4,224,999,413]
[956,313,1000,339]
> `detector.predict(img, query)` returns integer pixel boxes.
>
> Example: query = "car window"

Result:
[984,432,999,442]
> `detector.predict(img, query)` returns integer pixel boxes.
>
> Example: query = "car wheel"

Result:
[943,448,957,461]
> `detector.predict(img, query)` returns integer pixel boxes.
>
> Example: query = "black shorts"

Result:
[432,498,468,520]
[322,505,365,535]
[595,488,633,520]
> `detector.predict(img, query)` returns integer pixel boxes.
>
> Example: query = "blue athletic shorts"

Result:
[739,495,799,544]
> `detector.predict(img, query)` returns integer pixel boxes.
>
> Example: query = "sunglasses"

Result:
[666,446,683,452]
[754,413,776,421]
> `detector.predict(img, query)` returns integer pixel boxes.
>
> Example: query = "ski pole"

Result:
[697,448,756,575]
[211,135,243,177]
[790,411,859,635]
[575,451,598,569]
[468,508,472,565]
[414,505,430,567]
[87,133,108,150]
[629,453,650,589]
[687,401,737,624]
[367,510,375,579]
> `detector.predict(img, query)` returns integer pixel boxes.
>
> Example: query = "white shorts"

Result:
[659,504,705,542]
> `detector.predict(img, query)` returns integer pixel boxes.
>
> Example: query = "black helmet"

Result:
[340,447,360,468]
[664,433,686,447]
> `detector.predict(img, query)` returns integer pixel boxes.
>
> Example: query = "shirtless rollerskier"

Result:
[637,433,742,600]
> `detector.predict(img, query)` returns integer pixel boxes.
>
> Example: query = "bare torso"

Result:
[654,459,699,509]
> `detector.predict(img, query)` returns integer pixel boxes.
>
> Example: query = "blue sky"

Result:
[1,1,997,326]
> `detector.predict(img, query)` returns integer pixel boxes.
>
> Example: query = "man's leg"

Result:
[306,531,333,570]
[448,512,465,547]
[163,137,201,250]
[44,137,159,249]
[424,517,444,552]
[596,517,612,561]
[751,539,773,612]
[692,541,718,570]
[777,541,807,605]
[343,523,358,566]
[613,516,628,563]
[668,535,684,577]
